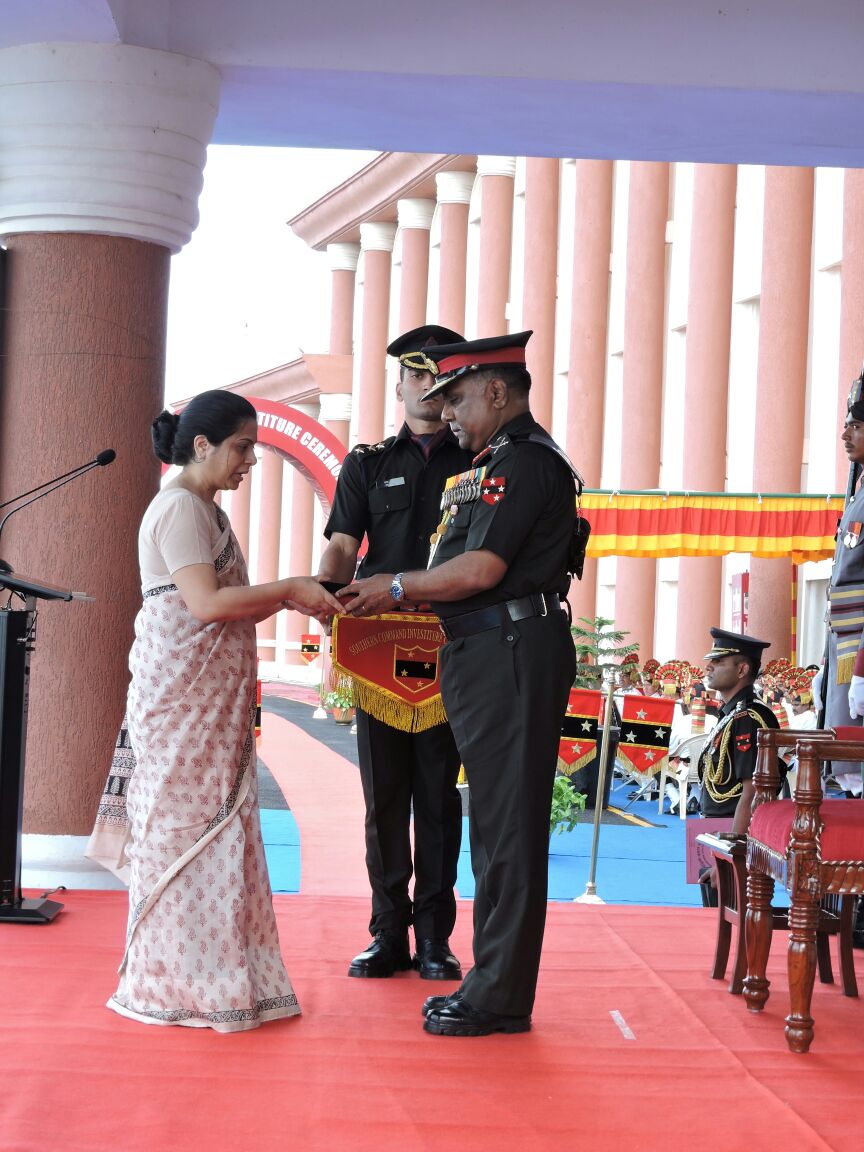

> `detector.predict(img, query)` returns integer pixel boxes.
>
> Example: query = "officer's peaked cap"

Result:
[703,627,771,667]
[420,331,533,401]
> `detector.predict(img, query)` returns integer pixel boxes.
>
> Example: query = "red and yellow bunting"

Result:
[582,491,843,563]
[300,634,321,664]
[617,694,676,776]
[330,613,447,733]
[558,688,603,776]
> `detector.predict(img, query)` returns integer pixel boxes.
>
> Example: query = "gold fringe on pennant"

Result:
[836,653,855,685]
[330,668,447,734]
[618,750,668,778]
[557,746,597,777]
[457,764,467,785]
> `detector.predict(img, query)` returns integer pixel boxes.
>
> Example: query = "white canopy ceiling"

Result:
[3,0,864,166]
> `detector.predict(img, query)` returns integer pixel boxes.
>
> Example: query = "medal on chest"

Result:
[428,465,487,566]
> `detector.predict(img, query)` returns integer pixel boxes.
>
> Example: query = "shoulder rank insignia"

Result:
[472,433,510,467]
[481,476,506,504]
[351,438,392,458]
[844,521,863,548]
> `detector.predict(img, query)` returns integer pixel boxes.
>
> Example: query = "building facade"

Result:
[220,153,860,678]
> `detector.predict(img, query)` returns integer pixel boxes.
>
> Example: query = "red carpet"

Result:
[2,892,864,1151]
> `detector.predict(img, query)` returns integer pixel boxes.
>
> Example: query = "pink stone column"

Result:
[522,157,560,429]
[282,403,320,666]
[748,168,814,655]
[393,198,434,427]
[565,160,614,627]
[357,222,397,445]
[436,171,474,334]
[319,392,353,453]
[255,448,283,662]
[676,164,738,662]
[837,171,864,492]
[476,156,516,337]
[615,162,670,661]
[327,242,360,356]
[230,468,252,564]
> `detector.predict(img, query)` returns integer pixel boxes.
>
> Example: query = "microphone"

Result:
[0,450,117,557]
[0,449,116,511]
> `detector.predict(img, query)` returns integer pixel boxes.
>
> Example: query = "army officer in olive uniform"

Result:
[339,331,579,1037]
[318,324,471,982]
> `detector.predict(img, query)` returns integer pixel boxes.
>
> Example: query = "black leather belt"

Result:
[440,593,562,640]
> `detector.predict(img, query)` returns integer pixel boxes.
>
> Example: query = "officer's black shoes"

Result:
[421,989,464,1018]
[347,932,412,978]
[413,938,462,981]
[423,997,531,1037]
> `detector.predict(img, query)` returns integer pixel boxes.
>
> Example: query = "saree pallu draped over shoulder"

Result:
[88,509,299,1032]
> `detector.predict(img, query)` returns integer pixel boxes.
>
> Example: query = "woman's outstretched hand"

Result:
[281,577,344,624]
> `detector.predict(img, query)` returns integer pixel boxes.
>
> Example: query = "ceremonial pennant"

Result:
[330,613,447,733]
[300,634,321,664]
[558,688,603,776]
[617,694,676,776]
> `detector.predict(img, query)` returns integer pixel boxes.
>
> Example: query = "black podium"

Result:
[0,571,92,923]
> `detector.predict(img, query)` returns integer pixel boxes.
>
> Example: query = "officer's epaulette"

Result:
[351,437,395,458]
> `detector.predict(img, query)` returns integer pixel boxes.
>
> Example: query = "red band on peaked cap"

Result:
[434,346,527,377]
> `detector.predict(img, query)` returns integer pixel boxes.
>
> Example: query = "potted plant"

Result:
[323,685,355,723]
[567,616,636,808]
[550,775,587,838]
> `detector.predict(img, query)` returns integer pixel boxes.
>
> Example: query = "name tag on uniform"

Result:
[380,476,406,488]
[844,521,863,547]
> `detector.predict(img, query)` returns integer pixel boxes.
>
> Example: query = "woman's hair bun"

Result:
[151,409,180,465]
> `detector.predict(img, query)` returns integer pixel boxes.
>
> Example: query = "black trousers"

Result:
[440,610,576,1016]
[355,709,462,940]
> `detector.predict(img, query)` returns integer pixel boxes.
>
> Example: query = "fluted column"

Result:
[476,156,516,337]
[357,222,396,445]
[522,158,560,429]
[0,43,218,834]
[749,168,814,655]
[566,160,614,626]
[837,171,864,492]
[436,171,474,334]
[615,162,670,660]
[283,403,319,666]
[327,242,360,356]
[676,164,737,661]
[255,449,284,661]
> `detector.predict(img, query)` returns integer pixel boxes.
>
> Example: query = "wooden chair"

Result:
[743,731,864,1053]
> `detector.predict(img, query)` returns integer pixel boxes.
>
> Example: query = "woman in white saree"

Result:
[88,392,341,1032]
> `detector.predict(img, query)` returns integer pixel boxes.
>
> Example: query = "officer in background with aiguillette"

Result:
[339,331,583,1037]
[818,371,864,794]
[317,324,471,982]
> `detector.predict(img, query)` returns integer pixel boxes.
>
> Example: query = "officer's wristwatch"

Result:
[390,572,406,603]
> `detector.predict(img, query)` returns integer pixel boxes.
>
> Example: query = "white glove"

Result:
[811,667,823,700]
[849,674,864,719]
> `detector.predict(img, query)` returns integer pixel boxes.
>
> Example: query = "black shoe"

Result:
[413,938,462,981]
[347,932,412,978]
[421,990,464,1018]
[423,997,531,1036]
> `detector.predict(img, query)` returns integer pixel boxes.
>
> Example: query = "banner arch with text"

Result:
[249,396,343,516]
